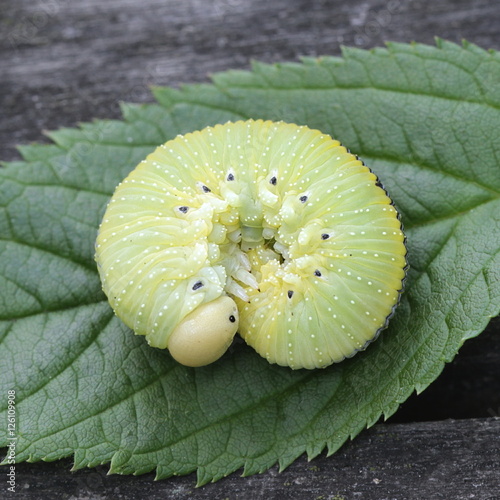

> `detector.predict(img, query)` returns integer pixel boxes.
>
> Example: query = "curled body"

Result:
[95,120,407,369]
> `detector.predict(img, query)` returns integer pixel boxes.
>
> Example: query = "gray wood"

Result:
[1,0,499,498]
[5,418,500,500]
[2,0,500,162]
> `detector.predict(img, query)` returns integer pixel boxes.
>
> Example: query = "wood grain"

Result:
[6,419,500,500]
[2,0,500,162]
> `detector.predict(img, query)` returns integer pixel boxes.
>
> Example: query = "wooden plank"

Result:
[6,418,500,500]
[2,0,500,161]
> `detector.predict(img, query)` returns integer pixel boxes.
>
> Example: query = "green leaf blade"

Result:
[1,41,499,486]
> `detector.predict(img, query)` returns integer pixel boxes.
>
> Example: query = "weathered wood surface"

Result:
[2,0,500,162]
[6,418,500,500]
[1,0,499,498]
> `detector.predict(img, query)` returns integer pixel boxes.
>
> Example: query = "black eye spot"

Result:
[287,290,294,298]
[229,315,236,323]
[178,206,189,214]
[314,270,322,277]
[227,173,235,181]
[192,281,204,290]
[202,185,211,193]
[321,233,330,240]
[299,195,308,203]
[269,176,277,185]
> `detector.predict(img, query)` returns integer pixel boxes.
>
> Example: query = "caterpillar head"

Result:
[167,296,239,367]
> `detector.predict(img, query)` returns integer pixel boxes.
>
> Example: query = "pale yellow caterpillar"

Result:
[95,120,407,369]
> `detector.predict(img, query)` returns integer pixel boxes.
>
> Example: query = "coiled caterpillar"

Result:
[95,120,407,369]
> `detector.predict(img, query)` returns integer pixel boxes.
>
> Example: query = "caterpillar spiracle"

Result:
[95,120,407,369]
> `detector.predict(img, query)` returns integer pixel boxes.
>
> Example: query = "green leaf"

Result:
[1,40,499,485]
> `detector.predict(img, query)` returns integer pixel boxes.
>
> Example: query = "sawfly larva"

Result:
[95,120,407,369]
